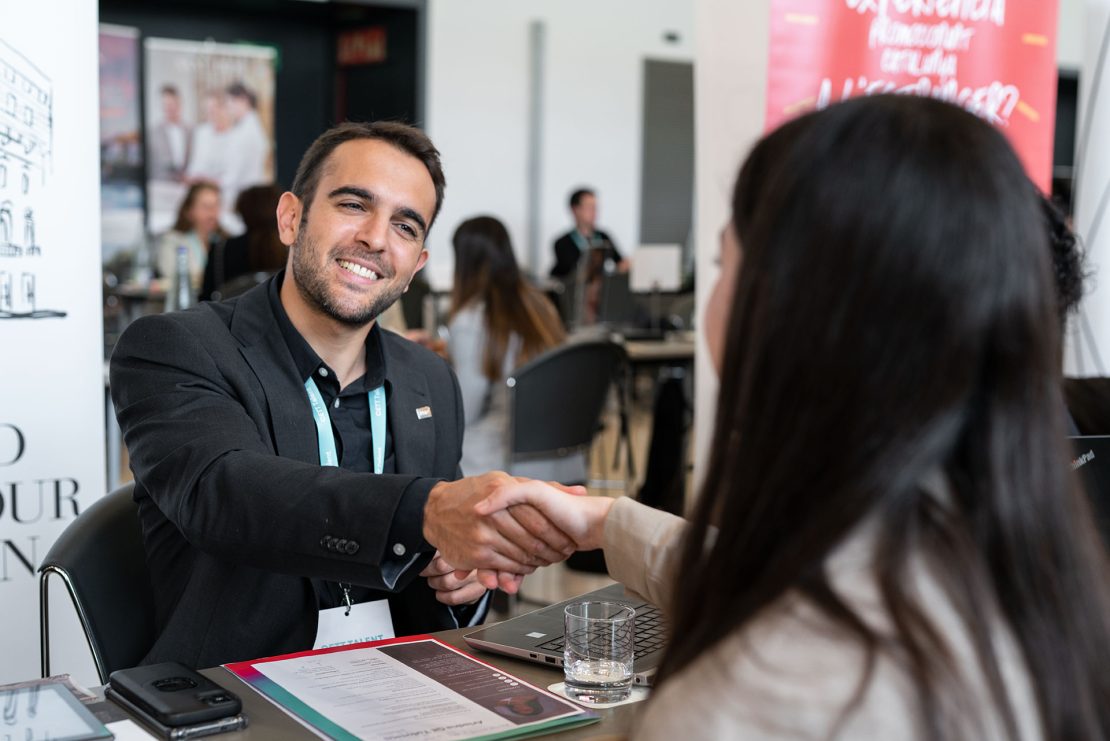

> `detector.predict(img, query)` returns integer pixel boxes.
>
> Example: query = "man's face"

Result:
[279,139,434,327]
[572,194,597,230]
[162,93,181,123]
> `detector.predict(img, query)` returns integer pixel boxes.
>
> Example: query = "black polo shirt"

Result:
[267,273,432,610]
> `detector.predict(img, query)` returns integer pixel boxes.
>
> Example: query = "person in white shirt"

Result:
[216,82,271,232]
[479,95,1110,739]
[185,90,231,187]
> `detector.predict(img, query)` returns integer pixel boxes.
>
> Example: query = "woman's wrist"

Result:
[583,496,616,551]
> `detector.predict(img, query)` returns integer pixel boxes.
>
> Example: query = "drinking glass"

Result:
[563,601,635,703]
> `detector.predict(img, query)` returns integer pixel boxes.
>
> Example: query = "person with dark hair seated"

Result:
[201,184,288,301]
[157,182,226,297]
[550,188,624,280]
[479,96,1110,738]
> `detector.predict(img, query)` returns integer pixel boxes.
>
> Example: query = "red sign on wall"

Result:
[766,0,1059,191]
[337,27,387,67]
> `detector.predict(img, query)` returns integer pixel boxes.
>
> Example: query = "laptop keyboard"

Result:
[536,604,668,658]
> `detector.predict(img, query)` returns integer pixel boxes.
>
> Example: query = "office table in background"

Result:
[196,626,636,740]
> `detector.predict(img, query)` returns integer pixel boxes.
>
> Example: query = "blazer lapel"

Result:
[388,349,435,475]
[230,281,319,465]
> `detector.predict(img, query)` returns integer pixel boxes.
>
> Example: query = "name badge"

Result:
[313,599,395,650]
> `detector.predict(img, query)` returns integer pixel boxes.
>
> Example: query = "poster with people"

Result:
[765,0,1059,191]
[143,37,276,237]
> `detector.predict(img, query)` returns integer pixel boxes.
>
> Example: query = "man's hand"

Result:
[420,552,487,606]
[422,472,577,575]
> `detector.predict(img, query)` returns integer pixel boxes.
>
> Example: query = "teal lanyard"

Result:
[304,378,387,474]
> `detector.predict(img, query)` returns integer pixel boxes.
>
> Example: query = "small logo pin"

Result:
[415,406,432,420]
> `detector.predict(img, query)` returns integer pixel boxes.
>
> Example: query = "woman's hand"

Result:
[476,480,615,552]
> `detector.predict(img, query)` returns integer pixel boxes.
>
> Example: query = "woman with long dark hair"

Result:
[479,95,1110,738]
[447,215,577,479]
[201,184,287,300]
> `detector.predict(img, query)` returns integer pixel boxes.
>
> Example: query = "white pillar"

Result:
[1066,0,1110,376]
[691,0,770,498]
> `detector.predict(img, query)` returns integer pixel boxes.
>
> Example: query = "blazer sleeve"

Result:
[110,310,438,592]
[602,497,689,611]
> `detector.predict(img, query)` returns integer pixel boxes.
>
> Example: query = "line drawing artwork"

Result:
[0,37,65,319]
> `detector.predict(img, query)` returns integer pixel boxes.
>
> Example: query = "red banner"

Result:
[766,0,1059,191]
[337,27,387,67]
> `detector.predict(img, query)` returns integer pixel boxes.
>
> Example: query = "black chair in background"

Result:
[507,338,625,469]
[39,482,156,683]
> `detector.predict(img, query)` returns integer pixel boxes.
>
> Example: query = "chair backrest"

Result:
[39,482,156,683]
[507,338,625,456]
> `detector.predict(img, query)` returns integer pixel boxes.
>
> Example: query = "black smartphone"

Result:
[105,686,247,740]
[107,663,243,729]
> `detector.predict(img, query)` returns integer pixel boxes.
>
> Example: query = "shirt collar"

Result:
[268,270,388,392]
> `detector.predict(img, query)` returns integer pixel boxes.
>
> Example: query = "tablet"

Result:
[0,682,112,741]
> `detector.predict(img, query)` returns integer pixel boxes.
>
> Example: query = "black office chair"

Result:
[507,338,626,465]
[39,482,156,683]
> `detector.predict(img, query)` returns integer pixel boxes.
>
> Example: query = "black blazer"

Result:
[550,229,621,279]
[110,278,469,668]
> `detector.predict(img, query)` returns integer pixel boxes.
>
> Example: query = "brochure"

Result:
[224,635,598,740]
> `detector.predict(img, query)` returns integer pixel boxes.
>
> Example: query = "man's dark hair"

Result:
[225,81,258,109]
[568,188,594,209]
[291,121,446,229]
[160,84,180,98]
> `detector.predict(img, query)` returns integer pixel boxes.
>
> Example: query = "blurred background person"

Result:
[219,81,270,231]
[550,188,629,324]
[146,84,189,181]
[447,215,583,481]
[201,183,286,301]
[157,182,225,296]
[185,90,231,188]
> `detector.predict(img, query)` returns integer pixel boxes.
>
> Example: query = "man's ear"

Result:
[404,249,430,293]
[276,192,303,247]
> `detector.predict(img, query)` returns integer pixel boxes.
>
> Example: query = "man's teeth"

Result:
[338,260,378,280]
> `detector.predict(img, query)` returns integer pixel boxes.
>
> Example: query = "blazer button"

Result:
[320,535,332,550]
[344,541,359,555]
[336,539,348,552]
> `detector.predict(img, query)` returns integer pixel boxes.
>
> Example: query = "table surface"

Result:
[197,626,636,740]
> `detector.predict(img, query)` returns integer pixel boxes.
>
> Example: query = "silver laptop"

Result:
[464,582,666,687]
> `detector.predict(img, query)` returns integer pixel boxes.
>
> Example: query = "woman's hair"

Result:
[449,216,565,380]
[660,95,1110,739]
[172,182,223,235]
[1041,194,1085,325]
[234,184,287,272]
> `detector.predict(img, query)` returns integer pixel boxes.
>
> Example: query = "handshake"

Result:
[419,472,615,605]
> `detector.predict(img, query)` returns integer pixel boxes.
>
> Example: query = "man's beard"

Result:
[290,226,406,327]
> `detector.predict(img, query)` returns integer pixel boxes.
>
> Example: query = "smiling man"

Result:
[110,122,573,668]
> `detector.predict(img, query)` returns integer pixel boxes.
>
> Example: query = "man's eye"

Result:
[396,223,417,237]
[339,201,364,211]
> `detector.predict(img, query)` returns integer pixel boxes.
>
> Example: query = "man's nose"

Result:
[356,212,390,251]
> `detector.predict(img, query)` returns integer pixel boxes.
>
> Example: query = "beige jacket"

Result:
[602,497,1042,740]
